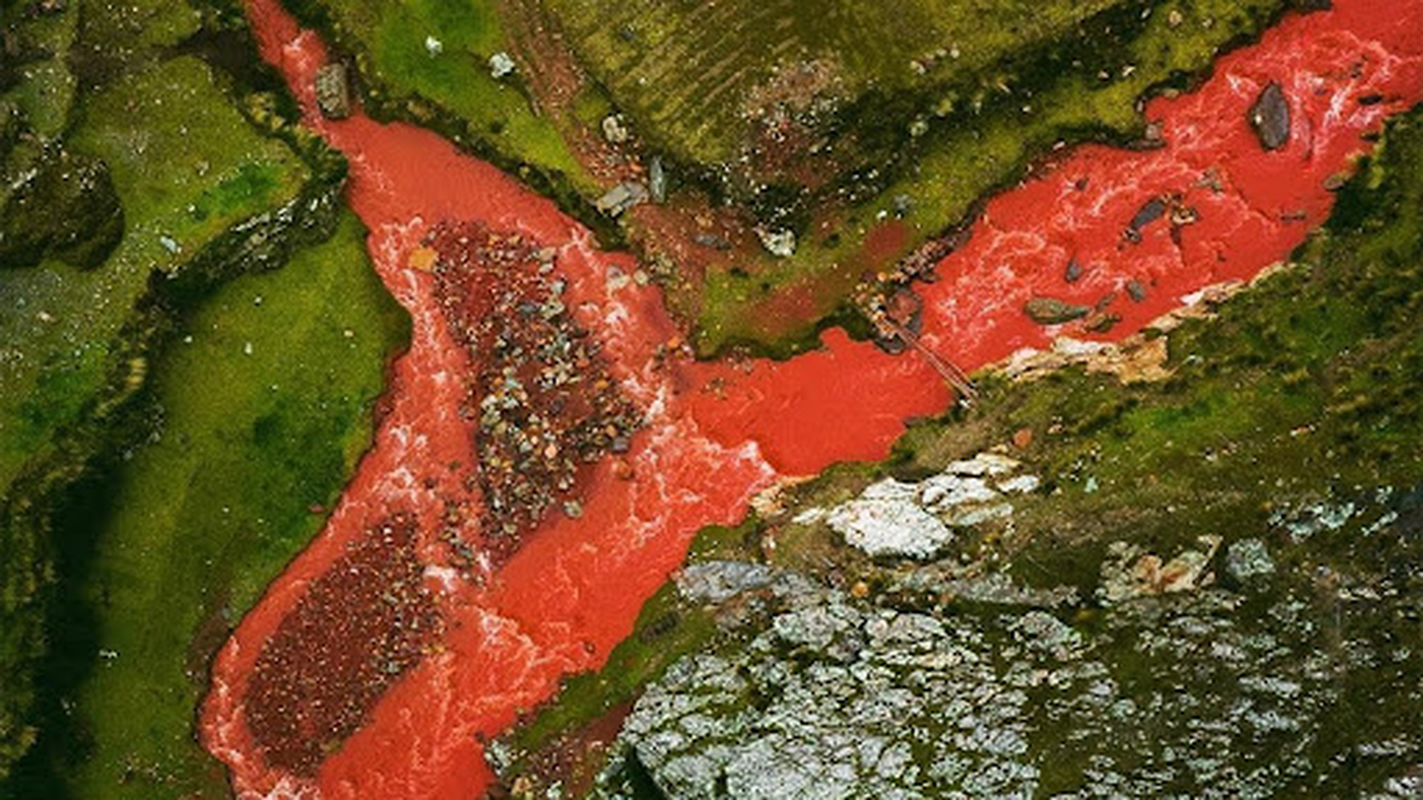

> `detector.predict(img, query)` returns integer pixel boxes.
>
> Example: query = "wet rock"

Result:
[1249,82,1291,151]
[1084,311,1120,333]
[1024,296,1090,325]
[1125,196,1167,241]
[314,63,352,120]
[246,514,442,775]
[756,227,797,258]
[871,287,923,354]
[595,182,649,217]
[429,222,641,559]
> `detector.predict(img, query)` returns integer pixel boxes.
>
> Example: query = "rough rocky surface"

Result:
[594,491,1423,799]
[430,222,641,558]
[245,514,442,775]
[314,62,352,120]
[803,453,1035,560]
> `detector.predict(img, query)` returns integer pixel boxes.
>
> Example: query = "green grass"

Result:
[290,0,590,190]
[0,55,308,491]
[689,0,1285,353]
[0,0,351,782]
[548,0,1119,166]
[13,213,407,798]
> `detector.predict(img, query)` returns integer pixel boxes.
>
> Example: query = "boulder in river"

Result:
[1249,82,1291,151]
[314,63,351,120]
[1024,296,1090,325]
[756,227,797,258]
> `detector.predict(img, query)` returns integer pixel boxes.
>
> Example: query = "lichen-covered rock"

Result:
[675,561,779,604]
[0,145,123,270]
[597,534,1423,799]
[825,480,954,560]
[812,452,1037,559]
[314,63,352,120]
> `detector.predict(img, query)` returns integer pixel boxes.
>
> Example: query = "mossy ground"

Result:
[283,0,1287,356]
[495,106,1423,797]
[8,212,407,799]
[0,0,409,788]
[1,53,308,490]
[283,0,594,192]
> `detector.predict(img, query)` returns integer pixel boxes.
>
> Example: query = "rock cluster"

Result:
[314,62,352,120]
[245,513,442,774]
[430,222,641,558]
[798,453,1038,560]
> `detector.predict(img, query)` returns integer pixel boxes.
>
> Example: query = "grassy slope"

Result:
[495,105,1423,795]
[280,0,1284,356]
[284,0,592,192]
[692,0,1284,353]
[546,0,1118,166]
[11,213,407,799]
[0,0,406,787]
[0,55,308,488]
[0,1,306,777]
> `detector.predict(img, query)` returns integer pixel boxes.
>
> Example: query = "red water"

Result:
[202,1,1423,796]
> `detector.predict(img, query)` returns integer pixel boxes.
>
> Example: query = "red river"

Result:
[202,1,1423,796]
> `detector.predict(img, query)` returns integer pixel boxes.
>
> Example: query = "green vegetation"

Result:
[1,53,309,490]
[284,0,594,194]
[284,0,1288,355]
[549,0,1118,167]
[496,105,1423,795]
[0,0,404,787]
[10,213,407,798]
[688,0,1285,353]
